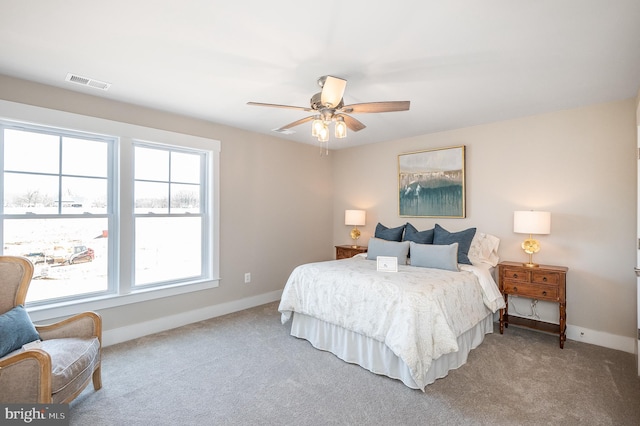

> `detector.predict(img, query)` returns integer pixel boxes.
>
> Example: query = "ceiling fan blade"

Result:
[341,101,410,114]
[336,114,366,132]
[320,76,347,108]
[277,116,315,131]
[247,102,312,112]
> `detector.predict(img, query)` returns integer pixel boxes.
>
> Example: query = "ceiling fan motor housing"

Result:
[310,92,323,110]
[310,92,344,112]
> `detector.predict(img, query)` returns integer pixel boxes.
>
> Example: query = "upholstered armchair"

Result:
[0,256,102,403]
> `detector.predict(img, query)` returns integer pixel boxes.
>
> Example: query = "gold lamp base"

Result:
[350,227,361,248]
[521,236,540,268]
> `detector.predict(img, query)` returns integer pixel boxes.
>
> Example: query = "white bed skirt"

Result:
[290,312,494,390]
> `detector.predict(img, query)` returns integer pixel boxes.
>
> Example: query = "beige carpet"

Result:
[69,302,640,425]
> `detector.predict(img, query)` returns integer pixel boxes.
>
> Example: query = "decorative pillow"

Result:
[409,241,459,271]
[366,237,410,265]
[403,223,434,244]
[374,223,406,242]
[468,232,501,267]
[432,224,476,265]
[0,305,40,358]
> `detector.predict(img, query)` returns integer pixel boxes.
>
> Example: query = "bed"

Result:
[278,225,505,391]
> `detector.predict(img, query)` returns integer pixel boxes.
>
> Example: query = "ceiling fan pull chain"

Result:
[319,142,329,157]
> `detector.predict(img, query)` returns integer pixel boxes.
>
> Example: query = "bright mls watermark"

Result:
[1,404,68,425]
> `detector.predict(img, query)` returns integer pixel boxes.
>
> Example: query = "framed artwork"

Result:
[398,145,466,218]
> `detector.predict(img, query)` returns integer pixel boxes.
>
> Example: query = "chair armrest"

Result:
[0,349,52,403]
[36,311,102,344]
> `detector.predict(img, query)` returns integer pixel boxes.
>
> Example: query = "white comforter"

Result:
[278,256,505,389]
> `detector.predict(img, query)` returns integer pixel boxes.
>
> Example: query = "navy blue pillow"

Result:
[0,305,40,358]
[374,223,406,242]
[432,224,476,265]
[403,223,434,244]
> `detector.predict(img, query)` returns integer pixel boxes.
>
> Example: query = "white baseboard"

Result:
[102,290,282,347]
[103,292,637,355]
[566,324,636,354]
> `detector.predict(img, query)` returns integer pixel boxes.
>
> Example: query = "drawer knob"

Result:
[513,286,518,292]
[542,291,547,296]
[512,273,518,279]
[543,277,547,282]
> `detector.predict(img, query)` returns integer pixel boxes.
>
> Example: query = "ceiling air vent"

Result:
[65,73,111,91]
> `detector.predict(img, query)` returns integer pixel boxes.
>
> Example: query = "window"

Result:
[134,143,209,287]
[1,124,113,304]
[0,107,220,316]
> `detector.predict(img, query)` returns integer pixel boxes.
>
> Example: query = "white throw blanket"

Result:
[278,256,505,389]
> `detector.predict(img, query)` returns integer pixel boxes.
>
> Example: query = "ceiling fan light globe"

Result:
[318,124,329,142]
[320,76,347,109]
[311,117,323,137]
[335,120,347,138]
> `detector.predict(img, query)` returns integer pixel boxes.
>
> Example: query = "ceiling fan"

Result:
[247,75,410,143]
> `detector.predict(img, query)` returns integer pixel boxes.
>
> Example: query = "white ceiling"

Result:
[1,1,639,149]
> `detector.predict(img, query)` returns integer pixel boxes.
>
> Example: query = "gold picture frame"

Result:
[398,145,466,218]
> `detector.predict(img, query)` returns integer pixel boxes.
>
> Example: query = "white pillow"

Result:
[409,241,459,271]
[468,232,500,267]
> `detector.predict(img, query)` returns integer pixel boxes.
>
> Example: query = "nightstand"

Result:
[498,261,568,348]
[335,245,367,260]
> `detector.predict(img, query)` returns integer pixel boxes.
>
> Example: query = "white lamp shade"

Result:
[513,211,551,235]
[345,210,366,226]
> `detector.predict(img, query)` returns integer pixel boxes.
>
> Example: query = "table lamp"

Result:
[345,210,366,248]
[513,210,551,268]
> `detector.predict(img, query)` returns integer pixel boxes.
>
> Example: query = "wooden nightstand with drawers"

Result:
[335,245,367,260]
[498,261,569,348]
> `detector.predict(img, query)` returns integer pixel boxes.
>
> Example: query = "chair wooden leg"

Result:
[92,365,102,390]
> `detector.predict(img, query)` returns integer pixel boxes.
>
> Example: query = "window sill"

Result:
[26,278,220,323]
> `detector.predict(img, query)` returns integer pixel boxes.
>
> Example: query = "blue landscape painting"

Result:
[398,146,465,218]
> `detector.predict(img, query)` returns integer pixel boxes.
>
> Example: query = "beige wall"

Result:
[0,75,335,334]
[2,74,637,351]
[332,98,638,346]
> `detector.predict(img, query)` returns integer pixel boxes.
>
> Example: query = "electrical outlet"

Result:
[244,272,251,283]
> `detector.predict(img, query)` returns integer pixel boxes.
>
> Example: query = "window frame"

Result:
[1,121,117,304]
[0,100,220,323]
[132,140,212,289]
